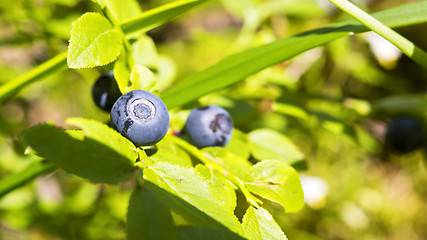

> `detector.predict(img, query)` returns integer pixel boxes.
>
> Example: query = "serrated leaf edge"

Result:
[67,12,122,69]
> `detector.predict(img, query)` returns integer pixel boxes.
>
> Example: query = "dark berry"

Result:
[110,90,169,146]
[185,105,233,148]
[385,116,425,154]
[92,71,122,112]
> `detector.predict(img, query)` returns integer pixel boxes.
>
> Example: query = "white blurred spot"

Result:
[340,202,369,231]
[36,177,63,205]
[287,48,323,82]
[300,174,329,209]
[365,32,402,69]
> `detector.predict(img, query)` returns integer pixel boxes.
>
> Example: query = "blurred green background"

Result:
[1,0,427,239]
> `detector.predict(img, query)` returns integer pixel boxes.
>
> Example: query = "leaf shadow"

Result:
[21,124,136,184]
[296,22,364,37]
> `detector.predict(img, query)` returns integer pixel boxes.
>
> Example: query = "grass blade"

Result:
[0,0,207,103]
[0,160,56,198]
[120,0,207,35]
[329,0,427,69]
[161,1,427,109]
[0,51,68,103]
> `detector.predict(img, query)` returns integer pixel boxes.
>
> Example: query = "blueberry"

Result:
[92,71,122,112]
[385,116,425,154]
[185,105,233,148]
[110,90,169,146]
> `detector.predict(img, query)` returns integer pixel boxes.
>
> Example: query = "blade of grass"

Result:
[3,2,426,105]
[161,1,427,109]
[0,51,68,103]
[120,0,207,35]
[0,160,56,198]
[328,0,427,69]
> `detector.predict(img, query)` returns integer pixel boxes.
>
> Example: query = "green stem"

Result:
[167,135,262,208]
[0,51,68,103]
[102,7,135,68]
[328,0,427,69]
[0,160,56,198]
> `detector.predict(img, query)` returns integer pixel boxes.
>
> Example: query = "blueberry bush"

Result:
[1,0,427,239]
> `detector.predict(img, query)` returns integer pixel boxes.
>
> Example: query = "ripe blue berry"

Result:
[92,71,122,112]
[185,105,233,148]
[385,116,425,154]
[111,90,169,146]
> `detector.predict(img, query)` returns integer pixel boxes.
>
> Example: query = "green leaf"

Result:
[248,129,304,165]
[143,162,244,236]
[4,2,427,104]
[67,12,122,69]
[132,35,159,68]
[127,187,177,240]
[113,58,131,94]
[245,160,304,213]
[166,135,263,208]
[20,120,137,184]
[156,55,177,91]
[225,129,251,160]
[150,138,193,168]
[114,62,156,94]
[66,118,138,159]
[130,35,177,91]
[242,207,287,240]
[202,147,252,181]
[105,0,142,23]
[129,64,155,92]
[161,1,427,109]
[120,0,207,36]
[177,226,245,240]
[194,164,237,212]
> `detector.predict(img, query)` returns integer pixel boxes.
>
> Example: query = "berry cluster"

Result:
[92,72,234,148]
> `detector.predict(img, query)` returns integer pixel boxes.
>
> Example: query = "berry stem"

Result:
[167,134,262,208]
[328,0,427,69]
